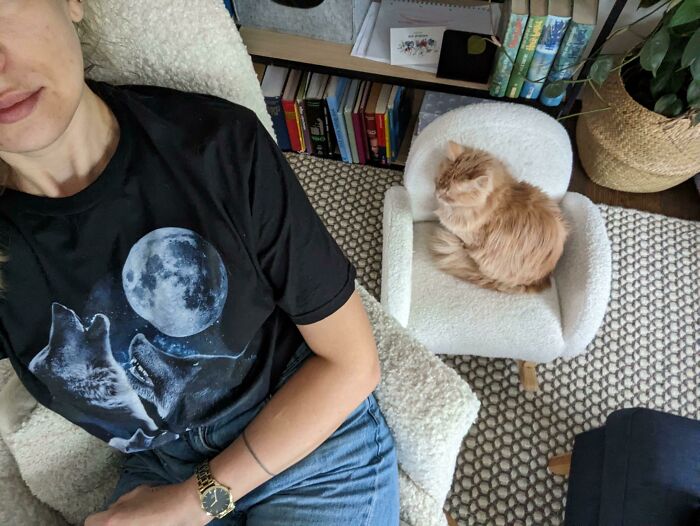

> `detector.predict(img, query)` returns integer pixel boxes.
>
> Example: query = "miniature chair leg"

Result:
[548,452,572,476]
[445,511,459,526]
[518,360,539,392]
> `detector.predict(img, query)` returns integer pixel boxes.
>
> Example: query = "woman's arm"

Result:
[180,287,380,523]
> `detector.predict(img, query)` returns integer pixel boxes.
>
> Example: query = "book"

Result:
[324,77,352,163]
[304,73,331,158]
[353,81,371,164]
[364,83,383,163]
[296,71,311,154]
[261,65,291,150]
[387,85,400,161]
[281,69,303,152]
[386,85,399,162]
[506,0,548,98]
[540,0,598,106]
[342,79,362,164]
[391,86,412,161]
[521,0,572,99]
[375,84,393,166]
[488,0,529,97]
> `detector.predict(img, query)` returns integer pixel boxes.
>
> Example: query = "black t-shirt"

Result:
[0,79,356,453]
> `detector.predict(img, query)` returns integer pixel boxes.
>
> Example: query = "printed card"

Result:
[390,26,446,66]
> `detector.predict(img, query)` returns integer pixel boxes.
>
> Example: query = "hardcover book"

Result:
[364,83,383,163]
[540,0,598,106]
[296,71,312,154]
[488,0,529,97]
[521,0,572,99]
[305,73,331,158]
[281,69,303,152]
[261,65,291,150]
[354,81,371,164]
[506,0,548,98]
[324,77,351,162]
[375,84,393,165]
[342,79,362,163]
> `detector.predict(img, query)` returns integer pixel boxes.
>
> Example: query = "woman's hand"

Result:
[84,478,211,526]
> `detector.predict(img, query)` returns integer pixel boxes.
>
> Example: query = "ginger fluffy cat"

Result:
[430,141,568,293]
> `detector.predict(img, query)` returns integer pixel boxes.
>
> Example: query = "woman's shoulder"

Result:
[87,79,261,138]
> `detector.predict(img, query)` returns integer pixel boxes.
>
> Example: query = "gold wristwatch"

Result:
[194,460,236,519]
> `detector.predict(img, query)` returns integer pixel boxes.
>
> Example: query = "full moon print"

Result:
[122,228,228,337]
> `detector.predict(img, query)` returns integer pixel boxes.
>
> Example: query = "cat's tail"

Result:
[429,226,550,294]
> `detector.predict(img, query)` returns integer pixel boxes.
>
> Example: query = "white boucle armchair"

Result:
[0,1,479,526]
[381,102,612,390]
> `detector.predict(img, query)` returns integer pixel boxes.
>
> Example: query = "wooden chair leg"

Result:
[445,511,459,526]
[518,360,539,392]
[548,452,572,476]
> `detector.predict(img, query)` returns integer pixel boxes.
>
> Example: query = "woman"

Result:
[0,1,399,525]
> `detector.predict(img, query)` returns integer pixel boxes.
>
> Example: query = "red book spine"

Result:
[375,111,386,166]
[282,98,302,152]
[364,111,378,163]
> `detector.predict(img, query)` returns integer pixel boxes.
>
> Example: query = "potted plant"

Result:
[552,0,700,192]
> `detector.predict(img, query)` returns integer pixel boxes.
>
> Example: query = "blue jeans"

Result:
[104,343,400,525]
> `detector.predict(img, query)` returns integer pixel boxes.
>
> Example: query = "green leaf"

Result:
[669,0,700,27]
[590,55,614,86]
[542,81,567,99]
[694,112,700,125]
[681,28,700,69]
[640,27,670,75]
[692,51,700,78]
[688,80,700,108]
[654,93,684,116]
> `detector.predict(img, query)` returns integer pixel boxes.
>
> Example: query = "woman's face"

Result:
[0,0,85,154]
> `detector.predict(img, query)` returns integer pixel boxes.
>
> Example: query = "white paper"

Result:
[390,27,445,66]
[351,1,381,58]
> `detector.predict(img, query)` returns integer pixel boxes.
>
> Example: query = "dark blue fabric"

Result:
[564,428,605,526]
[565,408,700,526]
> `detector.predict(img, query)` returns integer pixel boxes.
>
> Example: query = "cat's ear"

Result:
[446,140,465,162]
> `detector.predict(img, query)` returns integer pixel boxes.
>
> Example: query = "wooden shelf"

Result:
[240,26,489,94]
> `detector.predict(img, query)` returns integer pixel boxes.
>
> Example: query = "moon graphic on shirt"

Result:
[122,228,228,337]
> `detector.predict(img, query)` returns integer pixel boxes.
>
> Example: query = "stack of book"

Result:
[260,65,412,165]
[489,0,598,106]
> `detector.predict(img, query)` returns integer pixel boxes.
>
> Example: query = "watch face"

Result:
[202,485,233,515]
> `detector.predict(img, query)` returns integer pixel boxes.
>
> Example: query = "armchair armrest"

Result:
[358,285,480,507]
[554,192,612,358]
[381,185,414,327]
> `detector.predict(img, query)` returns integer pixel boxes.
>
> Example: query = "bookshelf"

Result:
[241,27,489,94]
[241,0,630,166]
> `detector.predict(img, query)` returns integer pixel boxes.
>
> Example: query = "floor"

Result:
[286,123,699,525]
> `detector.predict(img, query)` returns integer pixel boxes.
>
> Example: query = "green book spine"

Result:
[489,13,529,97]
[506,15,547,98]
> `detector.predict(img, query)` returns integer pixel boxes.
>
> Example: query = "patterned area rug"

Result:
[286,152,700,526]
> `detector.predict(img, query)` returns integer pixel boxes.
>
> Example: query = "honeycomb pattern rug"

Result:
[286,152,700,526]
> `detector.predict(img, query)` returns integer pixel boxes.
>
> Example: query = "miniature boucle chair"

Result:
[381,102,612,390]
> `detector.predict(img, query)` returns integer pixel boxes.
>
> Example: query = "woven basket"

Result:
[577,70,700,193]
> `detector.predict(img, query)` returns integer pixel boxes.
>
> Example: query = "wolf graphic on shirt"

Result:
[27,227,255,453]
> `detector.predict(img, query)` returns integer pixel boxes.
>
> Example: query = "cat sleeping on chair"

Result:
[431,141,568,293]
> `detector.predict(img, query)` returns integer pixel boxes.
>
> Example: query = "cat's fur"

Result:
[430,141,568,293]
